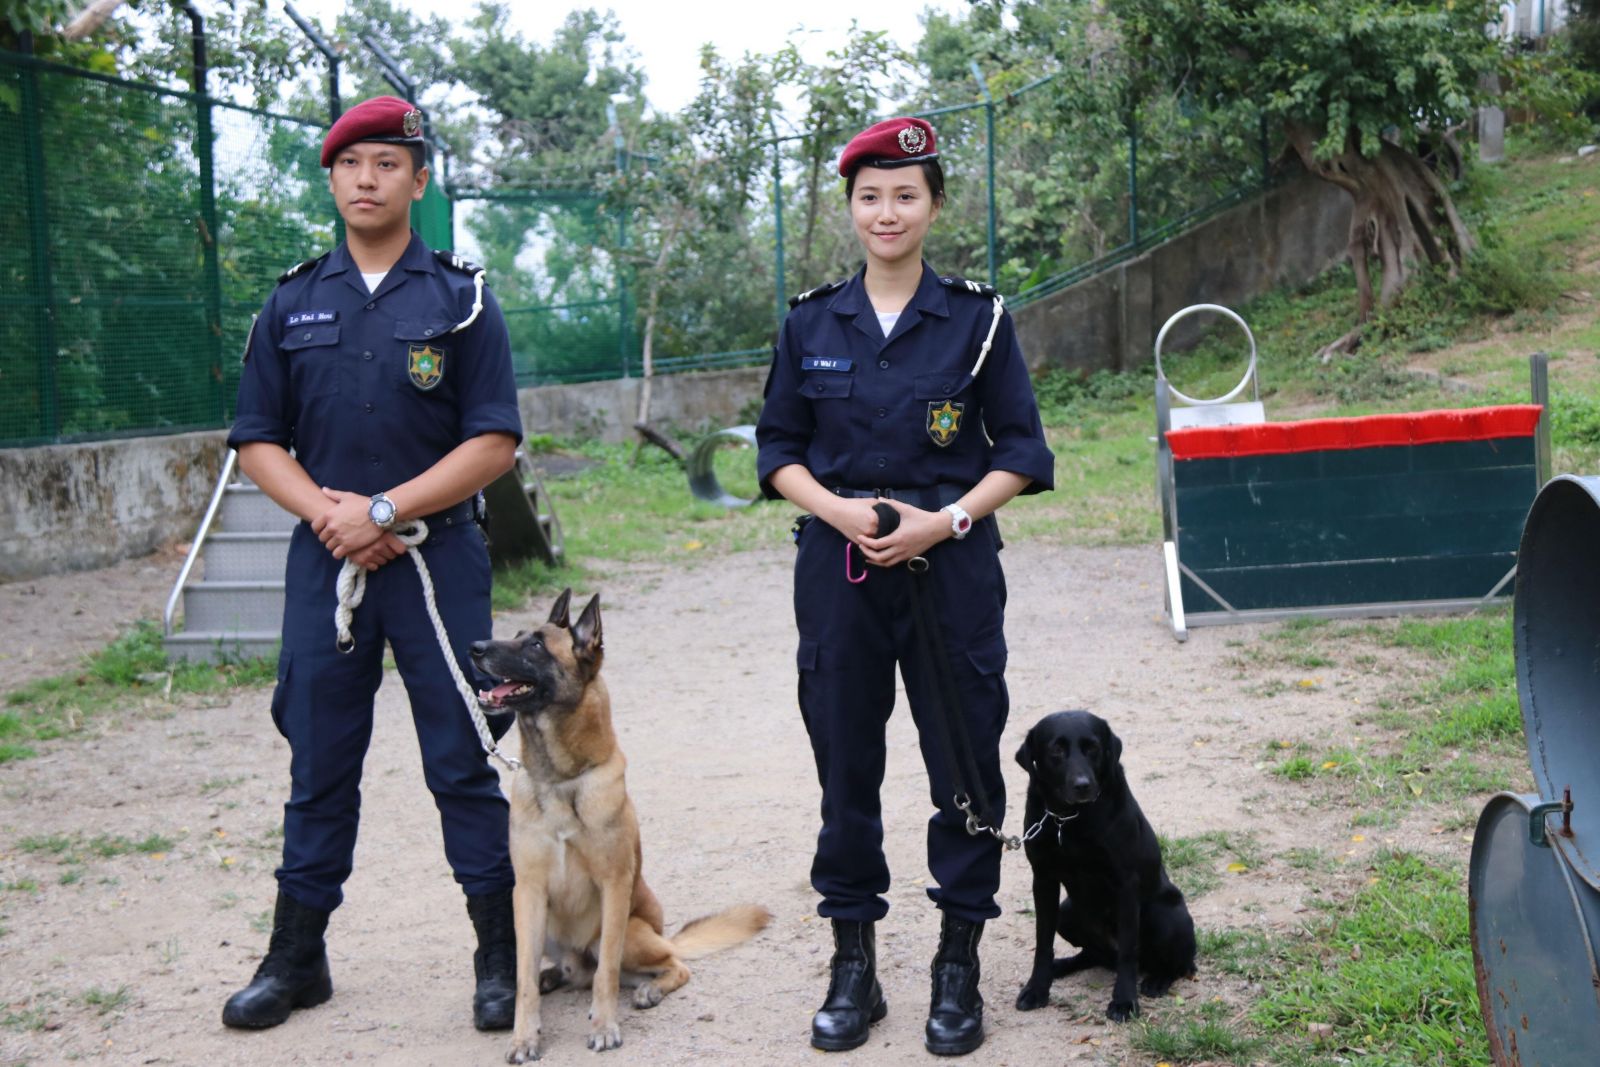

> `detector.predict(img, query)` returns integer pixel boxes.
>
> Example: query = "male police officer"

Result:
[222,96,522,1032]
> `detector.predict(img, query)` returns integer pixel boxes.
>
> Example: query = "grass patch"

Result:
[1132,998,1263,1063]
[80,985,130,1015]
[15,831,175,865]
[1267,607,1524,814]
[1159,830,1264,900]
[1,622,276,764]
[1254,850,1483,1066]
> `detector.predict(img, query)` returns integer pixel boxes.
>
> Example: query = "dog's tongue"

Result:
[482,682,523,705]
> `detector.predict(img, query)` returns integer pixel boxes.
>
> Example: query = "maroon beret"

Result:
[320,95,425,167]
[837,117,938,178]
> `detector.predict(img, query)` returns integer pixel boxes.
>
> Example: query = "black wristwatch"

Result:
[368,492,397,530]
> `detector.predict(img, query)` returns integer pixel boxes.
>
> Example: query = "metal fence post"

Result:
[18,33,60,441]
[1127,110,1139,247]
[771,120,787,328]
[970,61,997,288]
[179,5,225,421]
[607,103,631,379]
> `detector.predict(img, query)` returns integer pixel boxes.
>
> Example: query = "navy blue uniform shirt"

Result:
[756,263,1054,497]
[228,232,522,489]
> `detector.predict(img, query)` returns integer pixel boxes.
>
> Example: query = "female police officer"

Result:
[221,96,522,1033]
[756,118,1054,1056]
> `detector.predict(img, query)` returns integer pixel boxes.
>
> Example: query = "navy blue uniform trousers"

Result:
[270,521,512,913]
[794,514,1009,924]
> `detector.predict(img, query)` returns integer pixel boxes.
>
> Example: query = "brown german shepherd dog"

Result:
[471,590,770,1062]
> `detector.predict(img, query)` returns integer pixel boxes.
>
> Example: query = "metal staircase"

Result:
[163,450,293,663]
[162,448,565,665]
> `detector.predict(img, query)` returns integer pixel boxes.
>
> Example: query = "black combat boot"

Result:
[925,913,985,1056]
[221,891,333,1029]
[466,887,517,1031]
[810,919,887,1051]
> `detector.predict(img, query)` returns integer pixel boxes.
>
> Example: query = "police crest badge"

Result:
[408,344,445,390]
[927,400,963,446]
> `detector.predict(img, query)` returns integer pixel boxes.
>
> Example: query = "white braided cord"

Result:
[966,293,1004,382]
[334,519,522,770]
[450,269,486,333]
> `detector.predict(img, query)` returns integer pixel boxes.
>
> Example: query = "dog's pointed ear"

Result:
[572,593,603,663]
[548,588,573,628]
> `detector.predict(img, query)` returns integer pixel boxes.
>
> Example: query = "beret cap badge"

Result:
[897,124,927,155]
[402,108,422,136]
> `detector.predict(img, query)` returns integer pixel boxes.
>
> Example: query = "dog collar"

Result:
[1021,806,1079,844]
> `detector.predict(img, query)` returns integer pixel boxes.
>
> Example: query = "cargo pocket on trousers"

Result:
[797,637,820,672]
[964,634,1007,678]
[269,651,292,739]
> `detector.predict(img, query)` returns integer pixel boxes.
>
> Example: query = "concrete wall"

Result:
[1,174,1351,581]
[1013,170,1352,375]
[0,430,229,581]
[518,366,768,444]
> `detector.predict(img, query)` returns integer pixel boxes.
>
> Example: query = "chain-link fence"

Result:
[3,48,331,447]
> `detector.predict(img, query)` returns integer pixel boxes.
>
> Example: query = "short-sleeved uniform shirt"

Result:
[757,263,1054,497]
[228,232,522,491]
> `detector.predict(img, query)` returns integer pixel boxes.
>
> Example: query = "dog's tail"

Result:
[669,904,772,960]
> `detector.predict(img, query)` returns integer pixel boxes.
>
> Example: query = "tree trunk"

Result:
[1284,123,1475,359]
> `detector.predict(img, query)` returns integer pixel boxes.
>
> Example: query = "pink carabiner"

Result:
[846,543,869,584]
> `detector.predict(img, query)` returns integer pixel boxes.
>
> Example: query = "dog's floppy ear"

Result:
[548,588,573,628]
[1014,734,1037,776]
[1097,715,1124,775]
[1011,735,1036,777]
[572,593,603,667]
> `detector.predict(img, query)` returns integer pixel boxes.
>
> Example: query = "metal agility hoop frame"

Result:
[1152,303,1259,409]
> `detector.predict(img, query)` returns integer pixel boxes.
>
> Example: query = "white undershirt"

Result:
[876,311,900,337]
[361,271,388,293]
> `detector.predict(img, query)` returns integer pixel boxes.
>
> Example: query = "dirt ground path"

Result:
[0,542,1468,1066]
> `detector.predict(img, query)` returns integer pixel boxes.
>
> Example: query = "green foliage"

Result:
[1254,851,1484,1067]
[1108,0,1498,162]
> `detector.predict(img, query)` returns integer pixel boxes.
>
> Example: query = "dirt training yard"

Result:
[0,541,1489,1065]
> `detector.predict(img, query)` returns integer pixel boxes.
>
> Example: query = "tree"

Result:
[1108,0,1501,355]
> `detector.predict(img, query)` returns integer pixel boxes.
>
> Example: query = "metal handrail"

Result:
[163,446,237,637]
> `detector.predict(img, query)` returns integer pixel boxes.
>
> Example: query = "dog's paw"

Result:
[1140,975,1175,998]
[505,1036,542,1063]
[1015,982,1052,1011]
[538,965,568,994]
[1105,998,1139,1023]
[632,982,664,1010]
[586,1020,623,1052]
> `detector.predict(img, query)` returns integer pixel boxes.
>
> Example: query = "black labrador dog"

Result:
[1013,710,1196,1021]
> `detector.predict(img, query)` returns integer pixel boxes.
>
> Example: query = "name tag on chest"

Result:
[284,310,339,327]
[801,357,853,372]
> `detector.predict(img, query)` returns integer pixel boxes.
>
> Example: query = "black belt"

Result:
[418,494,484,531]
[830,484,968,509]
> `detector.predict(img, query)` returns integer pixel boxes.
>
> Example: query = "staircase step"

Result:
[163,631,281,664]
[219,484,297,532]
[204,532,292,581]
[182,581,285,633]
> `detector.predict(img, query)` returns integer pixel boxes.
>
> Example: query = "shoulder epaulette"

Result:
[788,277,847,309]
[938,275,1000,299]
[277,252,328,285]
[434,249,485,275]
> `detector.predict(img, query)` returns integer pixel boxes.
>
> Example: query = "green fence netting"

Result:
[2,50,333,447]
[5,49,1286,447]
